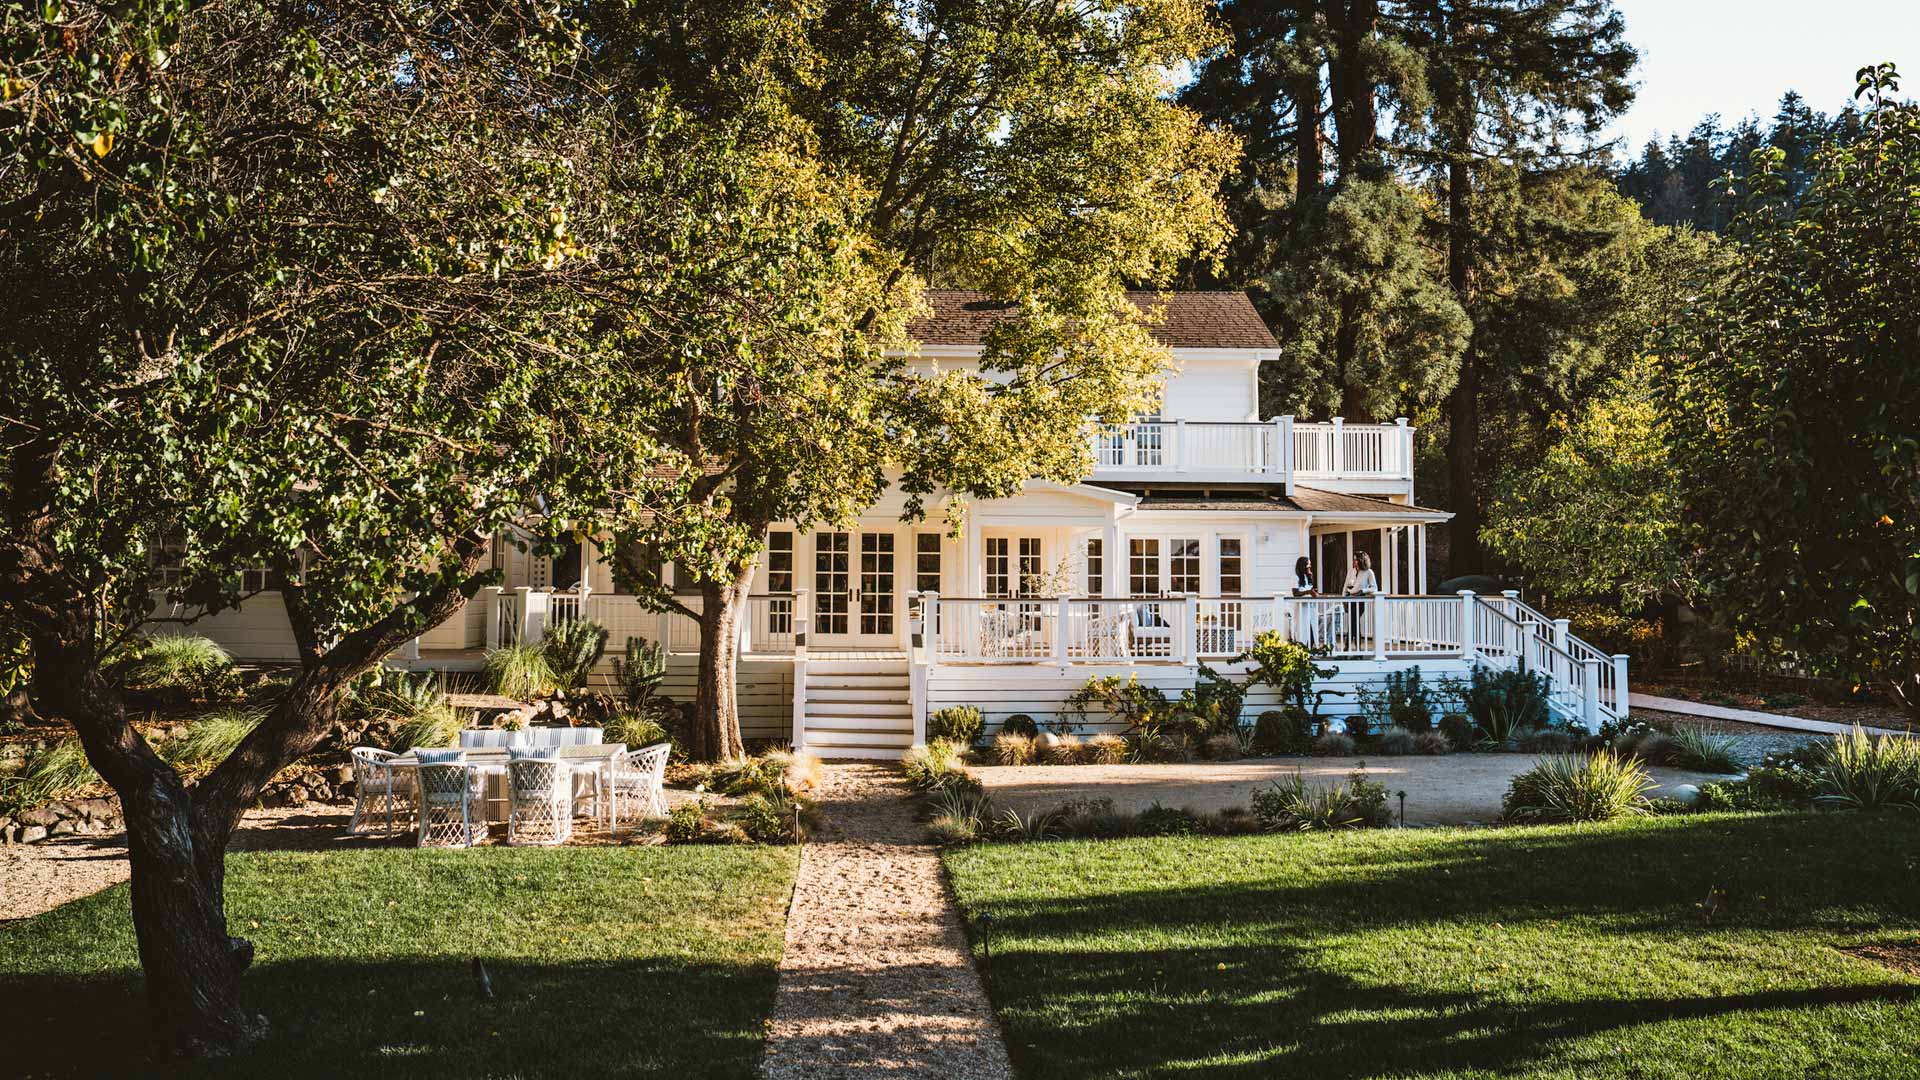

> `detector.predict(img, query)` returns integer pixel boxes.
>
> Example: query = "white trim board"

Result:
[1629,693,1906,738]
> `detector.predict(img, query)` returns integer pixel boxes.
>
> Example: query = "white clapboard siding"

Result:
[926,658,1476,736]
[149,594,302,661]
[581,656,793,743]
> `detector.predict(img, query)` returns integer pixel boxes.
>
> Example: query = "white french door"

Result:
[813,529,900,647]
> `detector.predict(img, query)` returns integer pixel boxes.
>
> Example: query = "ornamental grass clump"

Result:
[903,738,977,794]
[124,635,239,701]
[159,708,264,777]
[1250,768,1390,830]
[1502,750,1654,823]
[483,644,557,700]
[1083,733,1127,765]
[1669,726,1742,774]
[992,732,1037,766]
[1814,727,1920,811]
[0,739,102,813]
[1038,733,1084,765]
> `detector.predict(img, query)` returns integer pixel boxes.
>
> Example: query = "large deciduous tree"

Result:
[579,0,1236,759]
[0,0,671,1053]
[1666,65,1920,715]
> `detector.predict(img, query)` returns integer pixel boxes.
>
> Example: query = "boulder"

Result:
[71,797,119,822]
[19,824,48,844]
[48,820,77,837]
[1668,783,1702,806]
[15,804,62,829]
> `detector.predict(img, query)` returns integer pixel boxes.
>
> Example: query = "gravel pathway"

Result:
[760,764,1011,1080]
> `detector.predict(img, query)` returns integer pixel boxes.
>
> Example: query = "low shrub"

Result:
[732,790,814,844]
[1312,731,1355,756]
[1001,714,1039,738]
[923,784,997,844]
[1342,715,1370,740]
[991,732,1036,767]
[1203,732,1242,761]
[1375,726,1417,755]
[1613,723,1677,765]
[1515,728,1577,755]
[483,644,557,700]
[1053,796,1132,838]
[124,635,239,701]
[927,810,982,844]
[388,701,467,752]
[1083,733,1127,765]
[929,706,985,745]
[665,797,709,843]
[1438,713,1475,749]
[1814,727,1920,811]
[1038,733,1084,765]
[1250,768,1390,830]
[1461,665,1550,739]
[1502,751,1654,823]
[1252,709,1314,755]
[903,738,978,793]
[1135,802,1207,836]
[1361,667,1436,733]
[1412,730,1452,755]
[1668,726,1742,774]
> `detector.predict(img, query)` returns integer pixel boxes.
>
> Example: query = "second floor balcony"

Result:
[1090,417,1414,491]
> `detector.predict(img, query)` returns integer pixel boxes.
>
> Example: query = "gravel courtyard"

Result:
[975,755,1729,824]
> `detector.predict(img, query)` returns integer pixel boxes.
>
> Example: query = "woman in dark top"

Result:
[1292,556,1318,597]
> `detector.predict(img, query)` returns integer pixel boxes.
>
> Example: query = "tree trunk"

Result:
[33,635,265,1058]
[691,566,753,761]
[1444,155,1482,574]
[1293,67,1323,209]
[1326,0,1380,180]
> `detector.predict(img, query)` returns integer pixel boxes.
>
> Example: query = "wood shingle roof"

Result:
[909,289,1278,350]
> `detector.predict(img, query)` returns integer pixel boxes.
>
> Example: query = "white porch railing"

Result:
[1290,420,1413,483]
[921,590,1628,727]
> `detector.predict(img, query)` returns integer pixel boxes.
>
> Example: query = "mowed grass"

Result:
[944,813,1920,1079]
[0,845,797,1078]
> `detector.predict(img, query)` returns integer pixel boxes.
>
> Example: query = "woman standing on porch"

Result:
[1292,557,1318,597]
[1344,552,1378,596]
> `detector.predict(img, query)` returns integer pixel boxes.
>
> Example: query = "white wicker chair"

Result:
[506,758,574,846]
[416,760,486,848]
[348,747,416,835]
[607,743,671,833]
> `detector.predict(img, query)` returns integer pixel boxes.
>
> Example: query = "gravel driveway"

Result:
[976,754,1729,824]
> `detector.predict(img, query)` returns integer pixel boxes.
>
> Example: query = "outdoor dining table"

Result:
[387,744,623,827]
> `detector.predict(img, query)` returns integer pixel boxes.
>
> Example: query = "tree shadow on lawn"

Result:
[960,813,1920,1078]
[0,954,776,1079]
[984,941,1918,1079]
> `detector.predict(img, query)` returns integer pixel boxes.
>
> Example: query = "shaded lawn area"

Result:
[944,813,1920,1079]
[0,845,797,1078]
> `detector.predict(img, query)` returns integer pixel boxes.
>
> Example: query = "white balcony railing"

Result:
[1087,417,1413,485]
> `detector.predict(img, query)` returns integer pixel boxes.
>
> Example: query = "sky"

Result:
[1607,0,1920,151]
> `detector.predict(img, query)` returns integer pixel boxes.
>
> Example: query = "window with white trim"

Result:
[1169,537,1201,594]
[915,533,942,595]
[766,531,794,593]
[1017,537,1043,597]
[1218,537,1243,596]
[1084,538,1103,597]
[1128,538,1161,595]
[985,537,1011,597]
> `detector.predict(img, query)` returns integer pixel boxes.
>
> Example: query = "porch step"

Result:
[805,674,908,692]
[802,728,915,749]
[805,686,909,705]
[809,745,909,761]
[804,660,908,677]
[802,700,911,719]
[803,713,913,732]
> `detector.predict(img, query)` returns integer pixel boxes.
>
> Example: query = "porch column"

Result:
[1103,518,1121,597]
[1612,653,1631,717]
[1380,527,1392,594]
[1331,416,1346,476]
[965,518,983,597]
[1458,590,1477,660]
[1416,527,1427,594]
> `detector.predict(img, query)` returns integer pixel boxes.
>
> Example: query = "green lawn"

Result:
[944,813,1920,1079]
[0,845,797,1078]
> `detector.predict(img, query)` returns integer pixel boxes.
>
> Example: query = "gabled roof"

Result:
[909,289,1278,350]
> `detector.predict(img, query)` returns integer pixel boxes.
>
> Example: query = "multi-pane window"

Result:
[239,568,275,594]
[766,531,794,592]
[858,533,895,635]
[915,533,942,595]
[1128,538,1161,596]
[1218,537,1243,596]
[814,531,851,634]
[1084,539,1103,597]
[153,532,188,588]
[1133,413,1164,467]
[1169,538,1201,594]
[1017,537,1043,597]
[985,537,1011,597]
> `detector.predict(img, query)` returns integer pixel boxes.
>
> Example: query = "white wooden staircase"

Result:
[796,659,915,760]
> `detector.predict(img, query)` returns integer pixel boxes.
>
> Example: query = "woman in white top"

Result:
[1344,552,1380,595]
[1292,556,1318,597]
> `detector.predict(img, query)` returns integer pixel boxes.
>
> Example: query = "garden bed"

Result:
[944,813,1920,1079]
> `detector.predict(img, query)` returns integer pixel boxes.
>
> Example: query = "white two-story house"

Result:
[176,290,1628,757]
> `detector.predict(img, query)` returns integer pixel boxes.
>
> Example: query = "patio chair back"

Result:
[506,758,574,846]
[608,742,671,832]
[417,761,484,848]
[348,747,414,835]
